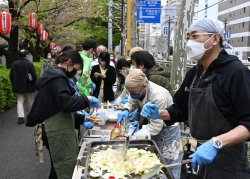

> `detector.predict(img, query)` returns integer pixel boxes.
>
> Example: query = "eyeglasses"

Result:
[186,33,215,41]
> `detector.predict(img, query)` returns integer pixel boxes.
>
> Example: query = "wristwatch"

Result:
[212,137,223,149]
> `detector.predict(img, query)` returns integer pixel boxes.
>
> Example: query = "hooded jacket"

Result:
[147,65,173,96]
[9,58,37,93]
[166,49,250,132]
[26,65,90,127]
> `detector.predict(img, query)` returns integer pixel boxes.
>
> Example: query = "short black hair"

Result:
[82,39,97,51]
[61,46,73,52]
[98,52,110,69]
[19,49,29,57]
[219,37,223,48]
[116,58,130,71]
[131,51,156,69]
[54,50,83,68]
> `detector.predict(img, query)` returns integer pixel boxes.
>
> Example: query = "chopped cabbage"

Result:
[89,148,161,178]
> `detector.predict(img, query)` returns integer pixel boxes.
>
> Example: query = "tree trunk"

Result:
[6,26,19,69]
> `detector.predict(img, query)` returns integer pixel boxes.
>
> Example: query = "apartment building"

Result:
[218,0,250,61]
[197,0,219,20]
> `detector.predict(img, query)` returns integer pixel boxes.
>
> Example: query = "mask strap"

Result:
[204,34,215,44]
[204,34,215,50]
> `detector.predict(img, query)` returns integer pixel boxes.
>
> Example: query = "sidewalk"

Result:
[0,106,50,179]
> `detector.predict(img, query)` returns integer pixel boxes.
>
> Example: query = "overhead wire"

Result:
[145,0,227,36]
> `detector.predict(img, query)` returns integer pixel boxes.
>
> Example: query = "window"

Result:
[238,39,239,43]
[242,37,243,42]
[205,4,208,8]
[229,14,231,17]
[228,40,230,43]
[243,22,244,27]
[229,27,231,30]
[243,7,246,13]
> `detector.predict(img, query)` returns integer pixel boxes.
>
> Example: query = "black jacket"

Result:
[26,65,90,127]
[90,65,116,102]
[9,58,37,93]
[166,49,250,131]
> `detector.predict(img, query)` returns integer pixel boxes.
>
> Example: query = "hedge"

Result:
[0,60,43,114]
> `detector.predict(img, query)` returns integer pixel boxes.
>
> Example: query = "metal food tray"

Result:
[82,140,174,179]
[83,129,111,139]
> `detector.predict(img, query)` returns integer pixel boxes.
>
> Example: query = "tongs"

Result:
[141,159,192,179]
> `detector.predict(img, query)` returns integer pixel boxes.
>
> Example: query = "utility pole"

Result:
[224,18,227,39]
[108,0,113,53]
[125,0,132,59]
[167,17,171,59]
[120,0,124,57]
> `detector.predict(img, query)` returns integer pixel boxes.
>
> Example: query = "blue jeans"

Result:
[151,124,183,179]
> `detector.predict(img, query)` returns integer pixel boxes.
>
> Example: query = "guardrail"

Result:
[155,60,250,68]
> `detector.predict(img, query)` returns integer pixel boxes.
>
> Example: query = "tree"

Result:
[0,0,108,68]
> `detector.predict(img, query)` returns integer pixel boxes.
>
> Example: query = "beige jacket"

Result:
[123,81,174,135]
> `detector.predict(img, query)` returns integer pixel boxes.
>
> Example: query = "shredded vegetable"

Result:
[89,148,161,179]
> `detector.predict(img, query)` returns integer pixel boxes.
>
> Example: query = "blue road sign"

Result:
[137,0,161,23]
[226,30,231,39]
[163,27,168,35]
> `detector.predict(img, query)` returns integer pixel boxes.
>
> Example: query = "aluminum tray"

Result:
[83,140,174,179]
[83,129,111,139]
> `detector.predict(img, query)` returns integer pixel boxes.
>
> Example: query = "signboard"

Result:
[137,0,161,23]
[163,27,168,35]
[226,30,231,39]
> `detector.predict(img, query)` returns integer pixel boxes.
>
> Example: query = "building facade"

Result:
[218,0,250,61]
[197,0,219,20]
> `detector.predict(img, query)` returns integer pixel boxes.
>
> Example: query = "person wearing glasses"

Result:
[140,18,250,178]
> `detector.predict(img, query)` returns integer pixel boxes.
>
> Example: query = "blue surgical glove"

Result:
[189,141,219,170]
[126,121,139,129]
[117,110,129,123]
[83,110,94,122]
[90,83,96,91]
[128,109,137,121]
[121,95,128,104]
[140,102,160,119]
[84,121,93,129]
[89,96,99,108]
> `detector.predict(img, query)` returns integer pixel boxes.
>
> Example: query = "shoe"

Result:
[18,118,24,124]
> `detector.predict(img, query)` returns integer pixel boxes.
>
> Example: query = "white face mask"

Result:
[110,57,114,60]
[121,69,128,77]
[186,34,214,61]
[76,70,82,76]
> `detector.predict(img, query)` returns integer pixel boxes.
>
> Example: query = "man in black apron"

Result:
[140,18,250,178]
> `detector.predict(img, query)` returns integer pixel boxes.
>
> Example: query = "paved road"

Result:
[0,106,50,179]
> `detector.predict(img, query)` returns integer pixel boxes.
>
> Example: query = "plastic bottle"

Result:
[110,124,121,140]
[98,103,107,125]
[119,121,126,136]
[107,100,110,109]
[126,125,136,140]
[135,125,151,139]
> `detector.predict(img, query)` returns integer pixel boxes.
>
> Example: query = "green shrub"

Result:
[0,60,43,114]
